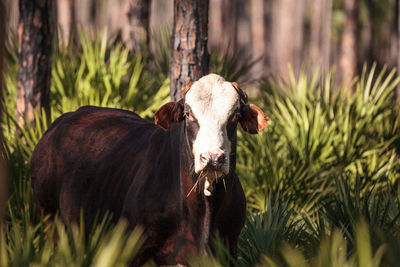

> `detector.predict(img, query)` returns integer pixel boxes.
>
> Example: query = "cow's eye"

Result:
[230,112,241,123]
[184,111,196,122]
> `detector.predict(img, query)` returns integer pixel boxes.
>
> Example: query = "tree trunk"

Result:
[396,0,400,98]
[362,0,372,66]
[309,0,332,73]
[122,0,152,52]
[272,0,304,80]
[209,0,239,51]
[57,0,77,46]
[74,0,92,32]
[250,0,264,77]
[339,0,358,88]
[263,0,273,74]
[16,0,54,126]
[0,0,7,223]
[170,0,209,101]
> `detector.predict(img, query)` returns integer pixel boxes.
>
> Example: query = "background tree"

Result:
[209,0,240,51]
[263,0,273,74]
[397,0,400,97]
[339,0,358,87]
[309,0,332,73]
[170,0,209,101]
[271,0,305,80]
[122,0,152,52]
[57,0,77,45]
[0,0,6,223]
[16,0,54,125]
[250,0,265,77]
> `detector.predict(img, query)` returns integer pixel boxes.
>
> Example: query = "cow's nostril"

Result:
[200,153,209,163]
[217,154,225,165]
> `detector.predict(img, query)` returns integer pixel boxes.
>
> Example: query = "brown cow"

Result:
[31,74,269,265]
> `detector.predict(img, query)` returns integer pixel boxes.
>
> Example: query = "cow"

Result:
[30,74,269,266]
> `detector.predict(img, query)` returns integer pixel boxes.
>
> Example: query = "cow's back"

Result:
[31,106,166,226]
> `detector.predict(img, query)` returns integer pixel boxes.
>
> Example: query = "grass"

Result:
[1,30,400,266]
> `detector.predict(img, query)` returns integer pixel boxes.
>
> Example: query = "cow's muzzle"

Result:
[196,152,228,196]
[199,152,226,171]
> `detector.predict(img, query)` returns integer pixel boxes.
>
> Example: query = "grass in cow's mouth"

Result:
[187,170,205,197]
[2,30,400,266]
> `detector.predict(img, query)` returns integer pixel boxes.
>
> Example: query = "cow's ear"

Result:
[154,101,184,130]
[239,104,269,134]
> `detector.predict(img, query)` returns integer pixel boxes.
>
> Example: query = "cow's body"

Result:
[31,106,246,265]
[31,74,268,265]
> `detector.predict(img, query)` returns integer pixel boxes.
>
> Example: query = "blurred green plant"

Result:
[238,64,400,214]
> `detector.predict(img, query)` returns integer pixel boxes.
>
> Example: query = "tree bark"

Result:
[16,0,54,125]
[263,0,273,74]
[250,0,264,77]
[209,0,240,51]
[396,0,400,98]
[0,0,7,223]
[309,0,332,73]
[272,0,304,80]
[170,0,209,101]
[339,0,358,88]
[57,0,77,46]
[122,0,152,52]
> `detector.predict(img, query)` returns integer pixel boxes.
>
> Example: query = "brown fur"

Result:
[31,105,246,266]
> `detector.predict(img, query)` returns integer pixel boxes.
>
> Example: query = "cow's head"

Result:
[155,74,269,196]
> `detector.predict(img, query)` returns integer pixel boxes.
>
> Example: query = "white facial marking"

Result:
[185,74,240,189]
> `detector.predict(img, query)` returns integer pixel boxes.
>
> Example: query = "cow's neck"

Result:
[176,122,236,249]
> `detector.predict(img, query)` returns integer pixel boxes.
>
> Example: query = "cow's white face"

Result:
[184,75,240,182]
[154,73,269,196]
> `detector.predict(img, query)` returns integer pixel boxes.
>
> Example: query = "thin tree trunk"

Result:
[263,0,273,74]
[363,0,372,66]
[57,0,77,46]
[250,0,264,77]
[0,0,7,223]
[16,0,54,125]
[339,0,358,88]
[309,0,332,73]
[396,0,400,98]
[272,0,304,80]
[170,0,209,101]
[122,0,152,52]
[209,0,239,50]
[74,0,91,32]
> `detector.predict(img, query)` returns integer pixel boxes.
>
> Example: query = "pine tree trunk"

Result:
[363,0,372,65]
[57,0,77,46]
[170,0,209,101]
[209,0,239,50]
[16,0,54,125]
[122,0,152,52]
[75,0,92,32]
[339,0,358,88]
[272,0,304,80]
[309,0,332,72]
[250,0,264,77]
[0,0,7,223]
[396,0,400,98]
[263,0,273,74]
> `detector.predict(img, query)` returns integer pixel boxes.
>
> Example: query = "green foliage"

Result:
[238,193,301,266]
[237,65,400,213]
[1,213,144,267]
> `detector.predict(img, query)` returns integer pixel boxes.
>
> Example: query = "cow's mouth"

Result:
[203,170,223,196]
[186,170,224,197]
